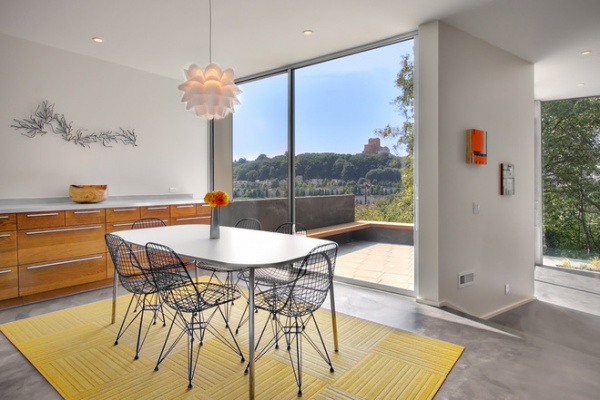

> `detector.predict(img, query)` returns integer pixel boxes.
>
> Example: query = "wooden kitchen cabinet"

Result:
[106,207,141,232]
[170,203,211,225]
[0,199,208,307]
[0,213,18,300]
[17,210,106,297]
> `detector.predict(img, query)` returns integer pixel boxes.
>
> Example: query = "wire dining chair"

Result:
[145,242,245,389]
[252,242,339,396]
[105,233,167,360]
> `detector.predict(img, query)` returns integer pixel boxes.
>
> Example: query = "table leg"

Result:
[329,283,339,352]
[111,272,117,324]
[248,268,255,399]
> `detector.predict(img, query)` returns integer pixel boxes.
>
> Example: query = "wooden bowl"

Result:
[69,185,108,203]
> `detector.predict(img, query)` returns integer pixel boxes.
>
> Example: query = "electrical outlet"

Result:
[505,283,510,295]
[169,187,176,193]
[473,202,480,215]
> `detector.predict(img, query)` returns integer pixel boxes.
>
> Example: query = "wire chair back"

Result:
[131,218,167,230]
[274,242,338,317]
[235,218,262,230]
[275,222,308,236]
[105,233,154,294]
[144,242,200,310]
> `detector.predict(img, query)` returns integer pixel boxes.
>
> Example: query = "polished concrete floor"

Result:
[1,267,599,399]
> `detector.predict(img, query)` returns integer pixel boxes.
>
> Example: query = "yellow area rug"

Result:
[0,295,463,399]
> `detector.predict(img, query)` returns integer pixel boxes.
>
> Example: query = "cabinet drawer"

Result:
[0,231,17,267]
[66,209,106,225]
[106,221,135,233]
[0,267,18,300]
[106,207,140,223]
[18,224,105,265]
[197,204,211,216]
[19,253,107,296]
[141,205,170,219]
[170,204,197,218]
[0,214,16,230]
[171,215,211,225]
[17,211,65,230]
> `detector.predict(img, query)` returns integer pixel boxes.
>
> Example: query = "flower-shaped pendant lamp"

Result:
[178,0,241,120]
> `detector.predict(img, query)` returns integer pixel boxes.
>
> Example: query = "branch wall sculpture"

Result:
[11,100,137,148]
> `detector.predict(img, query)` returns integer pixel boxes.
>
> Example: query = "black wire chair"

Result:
[234,218,262,230]
[251,242,339,396]
[105,233,167,360]
[131,217,167,230]
[145,242,245,389]
[234,222,307,334]
[274,222,308,236]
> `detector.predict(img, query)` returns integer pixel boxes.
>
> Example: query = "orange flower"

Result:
[204,190,230,207]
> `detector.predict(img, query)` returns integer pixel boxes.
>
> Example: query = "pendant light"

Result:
[178,0,241,120]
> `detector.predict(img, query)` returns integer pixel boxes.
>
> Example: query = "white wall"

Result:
[417,21,535,318]
[0,33,208,199]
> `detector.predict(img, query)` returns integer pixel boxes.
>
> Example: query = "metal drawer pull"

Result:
[74,210,101,214]
[147,206,167,210]
[0,233,11,238]
[27,255,103,270]
[26,225,103,235]
[113,208,136,212]
[0,215,8,219]
[112,223,134,227]
[27,212,59,217]
[176,205,195,208]
[176,216,207,221]
[0,269,13,275]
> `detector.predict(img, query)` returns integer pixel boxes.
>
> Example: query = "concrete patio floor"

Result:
[336,241,414,291]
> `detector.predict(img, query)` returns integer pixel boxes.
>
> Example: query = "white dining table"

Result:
[112,224,338,399]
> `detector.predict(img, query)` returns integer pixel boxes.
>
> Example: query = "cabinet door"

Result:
[17,211,65,230]
[0,214,16,230]
[65,209,105,225]
[170,204,197,218]
[0,231,17,267]
[18,224,106,265]
[141,205,170,220]
[106,207,140,222]
[19,253,107,296]
[0,267,18,300]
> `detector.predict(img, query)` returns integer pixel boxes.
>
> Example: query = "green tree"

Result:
[372,53,414,223]
[542,96,600,257]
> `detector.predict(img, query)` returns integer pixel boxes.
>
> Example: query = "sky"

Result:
[232,39,413,161]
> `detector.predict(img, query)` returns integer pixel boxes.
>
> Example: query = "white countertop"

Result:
[0,194,205,213]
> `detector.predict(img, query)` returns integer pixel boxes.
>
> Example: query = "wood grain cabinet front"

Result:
[106,207,141,232]
[0,214,18,300]
[17,211,65,230]
[170,204,211,225]
[0,267,18,300]
[18,253,107,296]
[140,205,170,221]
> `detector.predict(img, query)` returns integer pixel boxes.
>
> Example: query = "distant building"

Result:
[363,138,390,155]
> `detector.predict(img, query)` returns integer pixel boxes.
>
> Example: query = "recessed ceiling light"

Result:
[92,37,103,43]
[303,30,313,36]
[577,83,585,87]
[581,50,591,56]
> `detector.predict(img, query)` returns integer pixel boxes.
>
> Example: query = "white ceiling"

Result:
[1,0,598,101]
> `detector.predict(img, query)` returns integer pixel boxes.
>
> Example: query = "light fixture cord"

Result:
[208,0,212,64]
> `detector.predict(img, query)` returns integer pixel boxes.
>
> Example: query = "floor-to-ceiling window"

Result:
[232,36,415,295]
[540,96,600,273]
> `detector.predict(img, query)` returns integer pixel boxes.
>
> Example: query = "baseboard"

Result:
[479,297,537,320]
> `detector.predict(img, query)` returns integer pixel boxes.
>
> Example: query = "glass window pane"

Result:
[233,74,288,200]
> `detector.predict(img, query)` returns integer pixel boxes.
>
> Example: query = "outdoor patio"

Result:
[336,241,414,291]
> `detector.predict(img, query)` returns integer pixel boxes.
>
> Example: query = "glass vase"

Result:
[210,207,220,239]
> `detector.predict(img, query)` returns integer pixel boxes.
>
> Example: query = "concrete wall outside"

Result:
[220,194,355,231]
